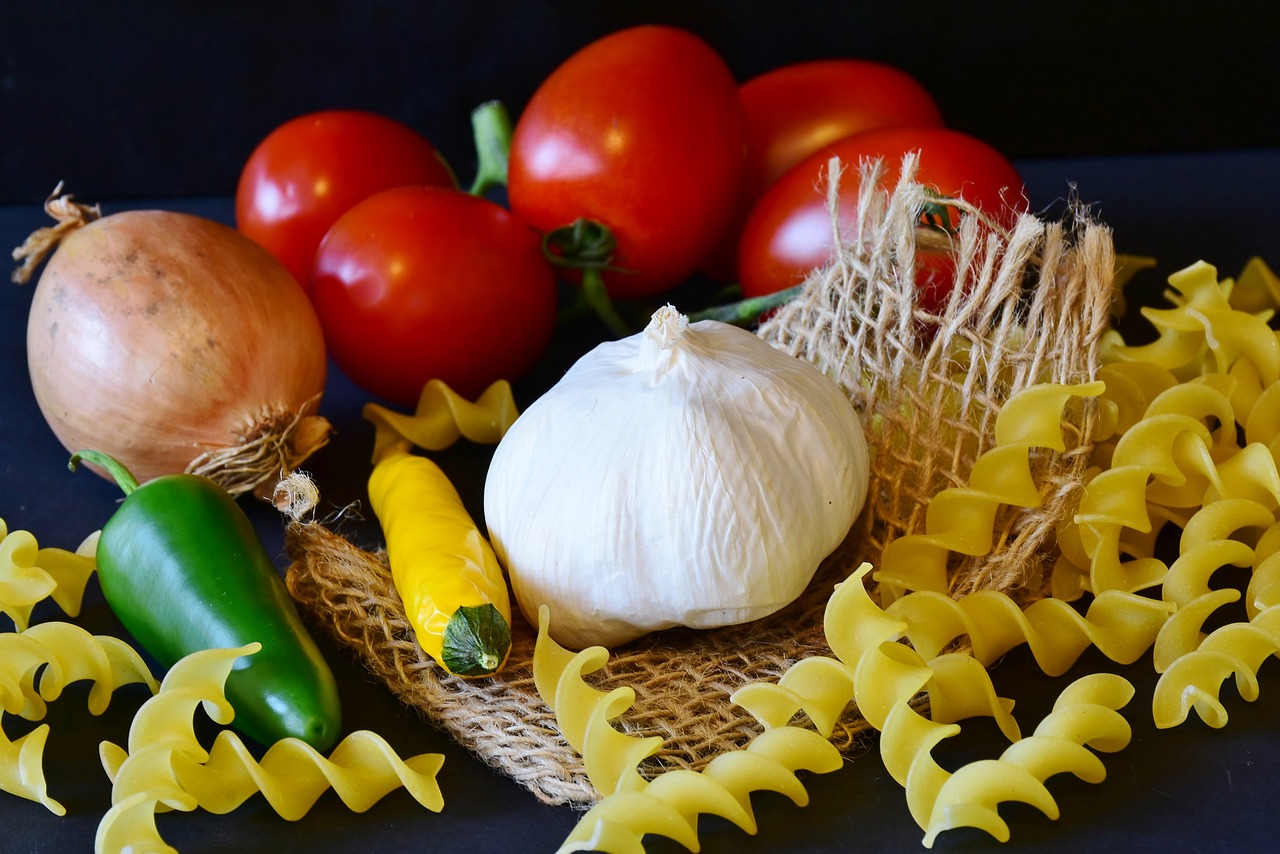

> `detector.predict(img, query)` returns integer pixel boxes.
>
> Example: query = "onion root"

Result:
[186,394,331,499]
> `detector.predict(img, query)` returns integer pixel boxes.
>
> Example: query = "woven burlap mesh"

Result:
[283,155,1115,808]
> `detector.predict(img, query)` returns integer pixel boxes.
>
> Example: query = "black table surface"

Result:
[3,148,1280,853]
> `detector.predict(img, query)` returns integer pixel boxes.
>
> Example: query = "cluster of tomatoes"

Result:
[234,25,1026,408]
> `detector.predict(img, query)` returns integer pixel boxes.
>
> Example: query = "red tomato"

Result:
[507,25,746,299]
[743,59,944,210]
[310,186,558,405]
[703,59,944,282]
[737,127,1028,313]
[236,110,456,289]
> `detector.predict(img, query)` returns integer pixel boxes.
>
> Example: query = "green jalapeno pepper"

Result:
[71,449,342,751]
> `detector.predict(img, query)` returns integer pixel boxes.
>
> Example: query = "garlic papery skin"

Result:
[483,305,870,650]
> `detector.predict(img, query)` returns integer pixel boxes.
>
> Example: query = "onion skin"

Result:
[24,207,329,495]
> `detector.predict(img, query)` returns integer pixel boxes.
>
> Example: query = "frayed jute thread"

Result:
[283,155,1115,807]
[759,155,1113,601]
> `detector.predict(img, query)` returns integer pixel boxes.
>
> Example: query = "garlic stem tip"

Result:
[645,304,689,349]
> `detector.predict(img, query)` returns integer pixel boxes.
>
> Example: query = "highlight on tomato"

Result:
[736,126,1028,315]
[309,186,558,406]
[506,24,747,322]
[236,110,457,289]
[703,59,945,282]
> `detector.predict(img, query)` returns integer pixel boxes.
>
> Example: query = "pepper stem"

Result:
[68,449,140,496]
[442,603,512,677]
[467,100,512,197]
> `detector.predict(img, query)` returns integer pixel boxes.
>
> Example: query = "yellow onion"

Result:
[14,187,330,497]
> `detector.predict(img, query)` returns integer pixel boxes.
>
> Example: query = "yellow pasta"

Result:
[1073,419,1224,596]
[556,729,842,854]
[1,621,157,815]
[1243,379,1280,465]
[1064,375,1280,604]
[808,258,1280,845]
[875,381,1105,597]
[855,640,959,826]
[362,378,519,463]
[1105,261,1280,397]
[728,380,1158,845]
[1099,356,1182,430]
[888,589,1172,677]
[97,643,445,853]
[531,621,662,795]
[94,791,174,854]
[1165,498,1272,606]
[1151,605,1280,729]
[1226,256,1280,316]
[920,673,1133,847]
[773,564,1136,847]
[1246,523,1280,619]
[752,640,1018,740]
[1151,589,1241,674]
[1144,495,1280,728]
[1075,258,1280,733]
[1055,467,1191,605]
[533,607,843,853]
[729,655,855,737]
[1,519,99,631]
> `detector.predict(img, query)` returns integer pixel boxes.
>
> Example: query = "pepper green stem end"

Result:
[68,449,140,496]
[442,603,512,677]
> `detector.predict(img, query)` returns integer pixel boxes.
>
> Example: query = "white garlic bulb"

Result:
[484,305,869,650]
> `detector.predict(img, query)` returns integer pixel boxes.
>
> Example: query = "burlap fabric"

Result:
[283,156,1115,807]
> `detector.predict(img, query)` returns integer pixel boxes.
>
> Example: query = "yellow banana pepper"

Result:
[368,450,512,677]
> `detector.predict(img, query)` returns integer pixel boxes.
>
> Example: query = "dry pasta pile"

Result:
[0,520,447,852]
[97,643,445,853]
[549,286,1280,849]
[0,521,126,815]
[545,382,1142,849]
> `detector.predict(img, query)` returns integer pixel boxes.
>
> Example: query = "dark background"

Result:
[1,0,1277,205]
[5,5,1280,853]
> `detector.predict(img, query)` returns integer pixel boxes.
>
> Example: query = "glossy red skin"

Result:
[737,126,1028,313]
[507,25,746,299]
[702,59,944,282]
[236,110,456,289]
[310,186,558,406]
[743,59,944,207]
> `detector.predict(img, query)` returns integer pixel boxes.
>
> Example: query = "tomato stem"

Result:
[468,100,512,196]
[544,219,617,268]
[555,290,594,327]
[577,268,633,337]
[542,219,634,337]
[686,283,805,327]
[920,188,960,235]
